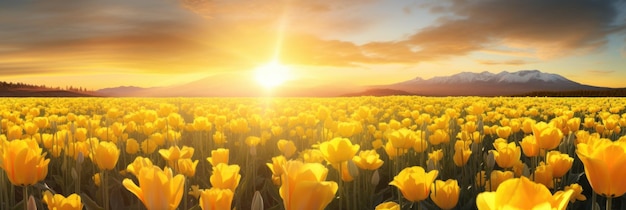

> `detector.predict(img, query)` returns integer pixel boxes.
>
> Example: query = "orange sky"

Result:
[1,0,626,92]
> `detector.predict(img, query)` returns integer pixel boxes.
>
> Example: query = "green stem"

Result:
[103,170,109,210]
[23,186,28,210]
[592,193,597,210]
[338,164,343,210]
[606,197,612,210]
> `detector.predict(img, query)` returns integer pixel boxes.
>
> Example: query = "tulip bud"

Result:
[249,146,257,156]
[251,191,264,210]
[347,159,359,178]
[77,151,84,165]
[71,168,78,180]
[27,195,36,210]
[371,170,380,186]
[486,151,495,171]
[427,159,436,171]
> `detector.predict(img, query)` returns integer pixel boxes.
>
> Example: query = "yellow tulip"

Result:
[42,191,83,210]
[546,151,573,178]
[7,125,22,140]
[300,149,325,164]
[352,149,384,170]
[93,173,101,187]
[192,116,212,131]
[127,157,154,177]
[476,177,572,210]
[485,170,513,191]
[319,137,360,165]
[495,126,511,139]
[532,122,563,150]
[125,138,140,155]
[210,163,241,191]
[520,135,539,157]
[277,139,297,159]
[491,141,520,169]
[1,139,49,186]
[564,183,587,203]
[93,141,120,170]
[266,155,287,176]
[387,128,415,149]
[159,145,194,167]
[123,166,185,210]
[428,129,449,146]
[177,158,199,177]
[280,160,337,210]
[389,166,438,202]
[207,148,229,167]
[532,162,554,189]
[23,122,38,136]
[199,188,233,210]
[453,148,472,167]
[375,201,400,210]
[576,138,626,197]
[430,179,460,210]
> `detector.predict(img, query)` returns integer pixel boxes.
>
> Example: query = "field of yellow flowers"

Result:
[1,96,625,210]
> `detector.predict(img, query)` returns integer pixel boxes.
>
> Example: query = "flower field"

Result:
[1,96,626,210]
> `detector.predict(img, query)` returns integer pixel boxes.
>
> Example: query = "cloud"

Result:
[477,59,529,66]
[587,70,616,74]
[400,0,626,60]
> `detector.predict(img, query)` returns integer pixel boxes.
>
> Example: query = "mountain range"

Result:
[368,70,608,96]
[96,70,617,97]
[1,70,620,97]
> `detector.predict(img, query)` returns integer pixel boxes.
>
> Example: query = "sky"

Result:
[1,0,626,91]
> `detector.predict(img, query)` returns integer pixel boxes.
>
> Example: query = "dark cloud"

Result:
[399,0,626,60]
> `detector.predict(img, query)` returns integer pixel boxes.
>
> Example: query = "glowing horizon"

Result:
[1,0,625,93]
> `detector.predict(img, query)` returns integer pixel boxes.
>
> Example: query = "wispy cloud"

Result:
[587,70,616,74]
[477,59,529,66]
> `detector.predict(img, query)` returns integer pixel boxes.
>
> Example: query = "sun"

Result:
[254,61,290,89]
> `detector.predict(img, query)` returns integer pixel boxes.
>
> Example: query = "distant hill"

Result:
[366,70,612,96]
[0,81,100,97]
[341,88,416,97]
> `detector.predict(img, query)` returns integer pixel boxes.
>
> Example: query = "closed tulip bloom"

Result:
[491,141,521,169]
[123,166,185,210]
[495,126,512,139]
[389,166,438,202]
[375,201,400,210]
[319,137,360,165]
[280,160,337,210]
[42,191,83,210]
[453,148,472,167]
[352,150,384,170]
[520,135,539,157]
[532,122,563,150]
[431,179,460,210]
[210,163,241,191]
[477,177,573,210]
[93,141,120,170]
[547,151,573,178]
[577,138,626,197]
[388,128,415,149]
[207,148,229,167]
[532,162,554,189]
[277,139,297,159]
[125,138,140,155]
[567,118,581,133]
[1,139,49,186]
[199,188,233,210]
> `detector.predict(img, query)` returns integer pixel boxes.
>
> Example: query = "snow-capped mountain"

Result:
[376,70,605,96]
